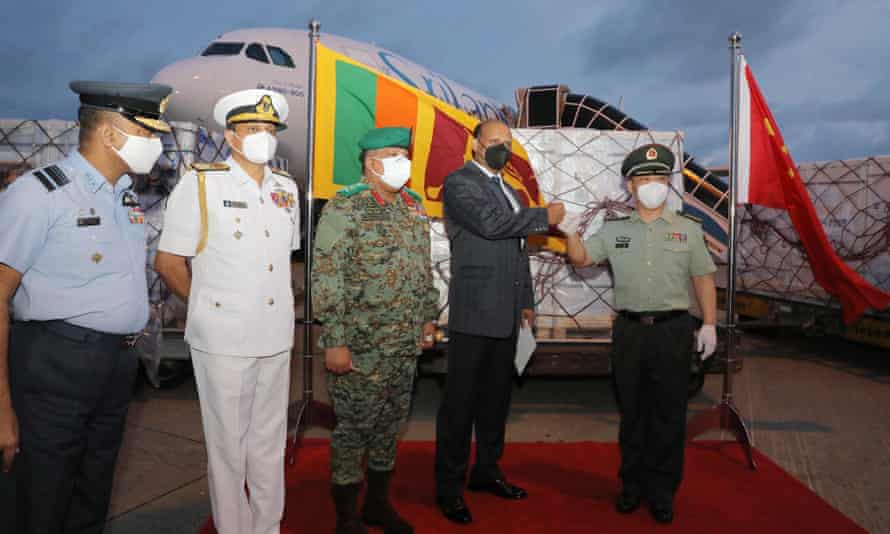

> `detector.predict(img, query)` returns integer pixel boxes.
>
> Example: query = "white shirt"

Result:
[472,160,520,213]
[158,158,300,357]
[472,160,524,248]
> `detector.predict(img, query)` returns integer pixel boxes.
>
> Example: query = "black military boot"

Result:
[362,469,413,534]
[332,483,368,534]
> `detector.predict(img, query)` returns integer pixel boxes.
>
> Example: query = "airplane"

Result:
[151,27,510,181]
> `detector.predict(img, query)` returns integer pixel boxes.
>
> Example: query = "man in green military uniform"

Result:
[313,127,438,534]
[564,143,718,524]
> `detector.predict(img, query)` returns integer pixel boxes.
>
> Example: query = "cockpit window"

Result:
[201,42,244,56]
[245,43,270,63]
[267,46,296,68]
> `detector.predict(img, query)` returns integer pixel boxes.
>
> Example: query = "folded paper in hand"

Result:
[515,325,536,375]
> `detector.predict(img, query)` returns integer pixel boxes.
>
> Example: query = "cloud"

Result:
[0,0,887,165]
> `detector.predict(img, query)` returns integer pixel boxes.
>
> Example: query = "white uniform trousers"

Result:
[191,348,291,534]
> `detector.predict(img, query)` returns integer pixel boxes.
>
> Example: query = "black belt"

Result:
[617,310,687,325]
[17,320,134,347]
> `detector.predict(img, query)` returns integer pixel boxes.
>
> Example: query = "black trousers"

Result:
[4,321,138,534]
[434,329,516,498]
[610,313,695,504]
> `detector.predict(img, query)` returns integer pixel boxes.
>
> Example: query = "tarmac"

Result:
[103,328,890,533]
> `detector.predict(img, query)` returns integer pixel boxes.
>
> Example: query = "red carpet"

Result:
[201,439,865,533]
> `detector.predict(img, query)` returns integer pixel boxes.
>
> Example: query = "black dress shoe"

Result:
[437,496,473,524]
[649,501,674,524]
[615,491,642,514]
[467,479,528,500]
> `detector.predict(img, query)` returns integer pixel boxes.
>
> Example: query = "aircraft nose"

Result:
[152,58,225,127]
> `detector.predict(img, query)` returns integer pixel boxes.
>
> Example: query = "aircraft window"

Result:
[267,46,296,68]
[201,42,244,56]
[245,43,270,63]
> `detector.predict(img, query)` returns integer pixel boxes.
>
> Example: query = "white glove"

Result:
[696,324,717,360]
[558,213,583,235]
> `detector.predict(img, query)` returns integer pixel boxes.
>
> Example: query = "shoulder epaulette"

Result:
[32,165,70,192]
[191,162,230,172]
[271,167,292,179]
[337,183,370,198]
[403,188,423,203]
[680,212,702,224]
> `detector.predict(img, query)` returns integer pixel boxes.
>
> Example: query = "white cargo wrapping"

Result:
[738,156,890,304]
[432,128,686,339]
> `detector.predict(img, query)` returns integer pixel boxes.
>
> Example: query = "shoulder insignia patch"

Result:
[680,212,702,224]
[337,183,370,198]
[191,162,230,172]
[33,165,70,192]
[403,188,423,203]
[271,167,292,179]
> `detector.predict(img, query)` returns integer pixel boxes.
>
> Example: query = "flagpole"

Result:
[288,18,335,464]
[686,32,756,470]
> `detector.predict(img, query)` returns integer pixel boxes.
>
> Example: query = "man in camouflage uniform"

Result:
[312,127,438,534]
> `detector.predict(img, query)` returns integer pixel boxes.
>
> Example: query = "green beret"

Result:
[358,127,411,151]
[621,143,675,179]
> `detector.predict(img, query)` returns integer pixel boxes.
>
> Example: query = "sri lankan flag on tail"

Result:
[312,43,542,218]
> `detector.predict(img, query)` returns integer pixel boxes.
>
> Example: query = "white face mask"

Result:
[235,131,278,164]
[636,181,670,209]
[112,127,163,174]
[372,155,412,190]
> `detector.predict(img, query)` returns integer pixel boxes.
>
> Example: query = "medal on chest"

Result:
[270,188,296,212]
[128,206,145,224]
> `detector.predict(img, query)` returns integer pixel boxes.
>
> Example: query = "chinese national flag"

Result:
[735,55,890,324]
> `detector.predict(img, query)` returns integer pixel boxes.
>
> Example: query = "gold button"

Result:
[268,298,274,305]
[268,264,274,272]
[235,217,241,223]
[265,229,270,238]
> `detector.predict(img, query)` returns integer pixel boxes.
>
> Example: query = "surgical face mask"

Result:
[235,131,278,164]
[636,181,670,209]
[483,142,511,170]
[372,155,412,190]
[112,127,163,174]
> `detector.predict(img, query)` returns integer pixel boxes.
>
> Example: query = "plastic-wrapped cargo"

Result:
[432,128,686,340]
[738,156,890,304]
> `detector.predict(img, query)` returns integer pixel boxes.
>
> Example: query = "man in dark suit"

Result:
[434,119,565,524]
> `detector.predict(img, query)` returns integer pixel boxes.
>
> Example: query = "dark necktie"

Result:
[489,176,512,211]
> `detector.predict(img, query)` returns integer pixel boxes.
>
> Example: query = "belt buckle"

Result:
[641,315,655,326]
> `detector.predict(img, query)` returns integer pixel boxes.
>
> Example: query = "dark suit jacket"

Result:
[443,162,550,338]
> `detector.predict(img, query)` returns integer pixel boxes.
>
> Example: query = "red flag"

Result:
[735,55,890,324]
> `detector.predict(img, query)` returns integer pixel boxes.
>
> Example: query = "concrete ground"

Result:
[104,329,890,533]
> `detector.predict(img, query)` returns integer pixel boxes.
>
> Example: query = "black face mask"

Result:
[483,143,511,170]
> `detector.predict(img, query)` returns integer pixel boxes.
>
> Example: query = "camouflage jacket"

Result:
[312,182,439,359]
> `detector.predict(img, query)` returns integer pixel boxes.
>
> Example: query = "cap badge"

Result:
[646,147,658,161]
[257,95,274,114]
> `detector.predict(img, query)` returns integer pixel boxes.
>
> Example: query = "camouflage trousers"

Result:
[328,354,417,485]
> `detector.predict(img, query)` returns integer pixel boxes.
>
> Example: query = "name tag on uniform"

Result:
[77,216,101,227]
[615,235,631,249]
[223,200,248,209]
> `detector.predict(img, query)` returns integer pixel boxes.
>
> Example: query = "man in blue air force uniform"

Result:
[0,81,171,534]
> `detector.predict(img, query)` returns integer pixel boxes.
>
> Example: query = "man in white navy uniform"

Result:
[154,89,300,534]
[0,80,171,534]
